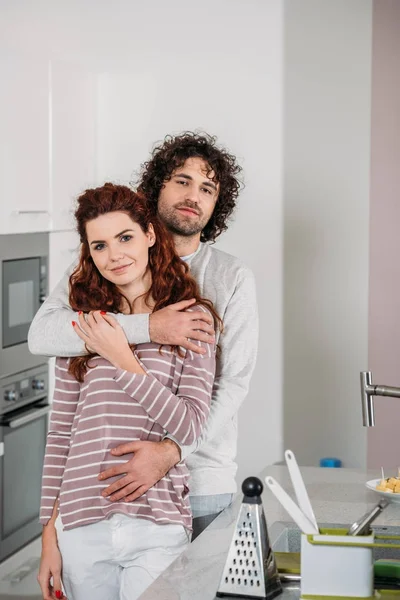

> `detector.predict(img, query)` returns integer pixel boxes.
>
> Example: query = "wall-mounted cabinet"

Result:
[0,54,96,235]
[0,54,51,234]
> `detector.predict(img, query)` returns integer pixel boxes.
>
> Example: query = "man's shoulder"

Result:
[197,243,253,276]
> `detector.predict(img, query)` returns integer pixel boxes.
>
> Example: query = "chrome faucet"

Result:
[360,371,400,426]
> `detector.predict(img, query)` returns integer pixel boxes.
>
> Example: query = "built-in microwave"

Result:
[0,233,49,380]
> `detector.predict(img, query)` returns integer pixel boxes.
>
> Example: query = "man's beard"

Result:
[159,205,208,237]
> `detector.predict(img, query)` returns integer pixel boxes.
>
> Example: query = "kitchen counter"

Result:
[138,465,400,600]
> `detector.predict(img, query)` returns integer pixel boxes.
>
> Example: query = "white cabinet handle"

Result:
[13,210,50,215]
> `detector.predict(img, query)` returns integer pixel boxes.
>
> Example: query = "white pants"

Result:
[55,513,190,600]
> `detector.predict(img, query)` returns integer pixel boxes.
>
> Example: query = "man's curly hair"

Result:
[136,132,243,243]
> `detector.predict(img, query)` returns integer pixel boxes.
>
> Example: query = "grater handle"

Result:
[285,449,319,532]
[265,476,319,535]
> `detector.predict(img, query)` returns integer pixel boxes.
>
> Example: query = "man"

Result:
[29,131,258,539]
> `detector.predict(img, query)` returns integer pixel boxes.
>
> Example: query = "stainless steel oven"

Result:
[0,233,48,380]
[0,364,49,561]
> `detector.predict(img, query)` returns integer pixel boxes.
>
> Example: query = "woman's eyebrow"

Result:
[90,229,135,245]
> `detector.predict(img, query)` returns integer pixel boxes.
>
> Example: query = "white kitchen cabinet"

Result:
[0,54,51,233]
[50,61,97,232]
[48,229,80,400]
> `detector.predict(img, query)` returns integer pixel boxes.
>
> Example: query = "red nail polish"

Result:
[55,591,63,599]
[78,310,82,315]
[71,321,76,326]
[100,311,106,315]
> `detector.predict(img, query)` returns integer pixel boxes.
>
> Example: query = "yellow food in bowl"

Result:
[376,476,400,493]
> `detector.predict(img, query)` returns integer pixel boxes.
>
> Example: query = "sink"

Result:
[270,521,400,561]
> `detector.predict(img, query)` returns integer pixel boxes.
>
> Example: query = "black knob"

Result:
[242,476,263,497]
[32,379,45,391]
[4,390,18,402]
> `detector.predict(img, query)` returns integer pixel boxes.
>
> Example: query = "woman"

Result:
[38,183,220,600]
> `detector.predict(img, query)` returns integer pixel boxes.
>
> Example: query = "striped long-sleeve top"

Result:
[40,311,216,531]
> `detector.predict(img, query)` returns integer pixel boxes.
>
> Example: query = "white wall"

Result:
[0,0,284,483]
[283,0,372,467]
[95,1,284,483]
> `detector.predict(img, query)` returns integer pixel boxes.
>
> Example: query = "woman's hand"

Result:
[72,311,145,373]
[37,531,64,600]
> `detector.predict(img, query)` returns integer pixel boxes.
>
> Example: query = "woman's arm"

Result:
[114,341,215,445]
[40,358,80,524]
[113,306,216,445]
[38,500,64,600]
[38,359,79,600]
[71,307,216,445]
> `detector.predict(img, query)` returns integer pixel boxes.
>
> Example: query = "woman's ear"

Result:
[147,223,156,247]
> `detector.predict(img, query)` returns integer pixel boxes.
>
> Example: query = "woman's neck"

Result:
[117,269,154,314]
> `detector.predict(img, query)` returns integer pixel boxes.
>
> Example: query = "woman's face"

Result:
[86,211,155,289]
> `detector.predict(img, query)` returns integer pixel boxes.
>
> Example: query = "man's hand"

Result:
[98,439,181,502]
[149,298,215,354]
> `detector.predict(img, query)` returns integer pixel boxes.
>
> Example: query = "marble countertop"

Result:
[138,465,400,600]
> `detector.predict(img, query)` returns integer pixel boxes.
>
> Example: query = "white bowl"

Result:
[365,478,400,503]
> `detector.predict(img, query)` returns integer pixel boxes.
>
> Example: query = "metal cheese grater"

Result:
[216,477,282,600]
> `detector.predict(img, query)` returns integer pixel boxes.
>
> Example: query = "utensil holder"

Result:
[301,528,375,598]
[301,528,400,599]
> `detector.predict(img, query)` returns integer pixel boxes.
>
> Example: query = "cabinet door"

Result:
[51,61,97,232]
[0,54,50,233]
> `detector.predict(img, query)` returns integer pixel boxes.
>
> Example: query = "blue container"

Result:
[320,457,342,468]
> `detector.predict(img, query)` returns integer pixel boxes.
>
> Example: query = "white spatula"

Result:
[265,476,319,535]
[285,449,319,532]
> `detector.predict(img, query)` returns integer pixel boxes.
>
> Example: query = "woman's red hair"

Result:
[69,182,221,381]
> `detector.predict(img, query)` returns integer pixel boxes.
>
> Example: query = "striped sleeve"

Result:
[39,357,80,524]
[114,310,216,445]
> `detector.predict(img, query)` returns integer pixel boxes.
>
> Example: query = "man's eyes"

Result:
[176,180,212,195]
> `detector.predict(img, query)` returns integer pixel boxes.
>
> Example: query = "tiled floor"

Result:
[0,537,42,599]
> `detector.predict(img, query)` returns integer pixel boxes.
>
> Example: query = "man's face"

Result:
[157,157,219,237]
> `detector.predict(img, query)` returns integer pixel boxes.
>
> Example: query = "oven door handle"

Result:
[6,405,51,429]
